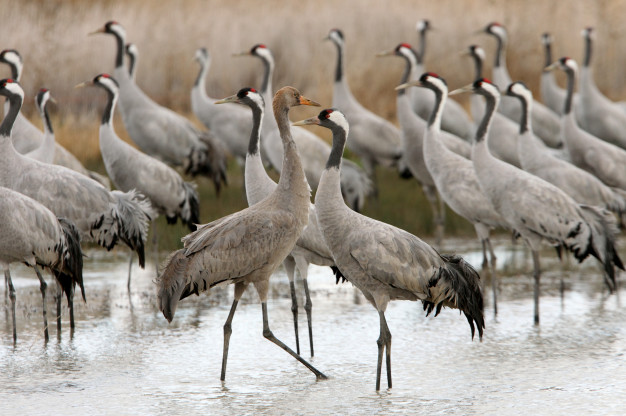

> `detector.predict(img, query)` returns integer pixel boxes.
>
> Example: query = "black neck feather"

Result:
[583,36,592,67]
[248,105,263,155]
[326,125,346,169]
[334,43,343,82]
[476,94,496,142]
[564,68,575,115]
[102,88,116,125]
[0,94,21,137]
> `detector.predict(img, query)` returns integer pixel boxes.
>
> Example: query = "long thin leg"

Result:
[5,269,16,343]
[261,302,327,379]
[55,280,62,337]
[34,266,49,343]
[294,255,314,357]
[423,185,443,249]
[284,256,300,355]
[221,282,247,381]
[376,310,392,390]
[127,253,134,292]
[437,192,446,247]
[532,250,541,325]
[69,288,75,333]
[487,238,498,317]
[152,220,159,278]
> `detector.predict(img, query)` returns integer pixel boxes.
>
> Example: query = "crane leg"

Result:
[55,280,62,337]
[127,253,134,292]
[423,185,443,249]
[152,220,159,278]
[284,256,300,355]
[261,302,327,380]
[376,310,392,390]
[69,287,75,333]
[532,250,541,325]
[487,238,498,317]
[294,255,314,357]
[34,266,49,343]
[221,282,247,381]
[5,269,16,343]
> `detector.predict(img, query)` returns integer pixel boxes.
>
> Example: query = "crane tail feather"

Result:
[156,249,189,322]
[54,218,85,304]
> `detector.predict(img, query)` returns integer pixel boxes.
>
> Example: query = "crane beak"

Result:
[376,50,395,58]
[448,84,474,96]
[214,95,241,105]
[232,51,251,57]
[298,95,320,107]
[88,27,105,36]
[74,81,92,89]
[292,116,320,127]
[49,96,58,105]
[544,62,559,72]
[395,80,421,91]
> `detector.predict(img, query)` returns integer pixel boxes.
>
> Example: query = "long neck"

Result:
[114,32,125,69]
[518,97,531,134]
[583,36,592,67]
[564,68,576,115]
[398,54,417,96]
[333,42,344,82]
[418,31,427,64]
[9,62,21,81]
[128,54,136,81]
[476,94,498,142]
[543,41,552,69]
[194,58,208,90]
[261,57,274,100]
[102,88,118,126]
[494,35,506,68]
[472,54,483,79]
[248,105,263,155]
[427,87,445,130]
[40,101,53,136]
[326,126,347,170]
[273,101,307,192]
[0,94,22,138]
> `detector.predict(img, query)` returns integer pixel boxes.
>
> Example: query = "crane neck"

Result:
[6,61,22,81]
[39,100,53,136]
[517,97,532,135]
[494,36,506,68]
[0,93,21,138]
[248,104,264,156]
[417,30,427,64]
[128,54,136,81]
[113,32,125,69]
[194,58,208,90]
[398,52,418,96]
[472,54,483,79]
[476,93,498,143]
[543,41,552,69]
[101,87,119,126]
[273,99,307,192]
[260,57,274,101]
[564,67,576,115]
[333,41,344,83]
[583,36,592,67]
[427,87,445,131]
[326,125,347,170]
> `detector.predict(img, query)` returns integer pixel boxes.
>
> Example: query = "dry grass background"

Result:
[2,0,626,245]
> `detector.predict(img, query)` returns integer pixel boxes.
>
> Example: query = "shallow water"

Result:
[1,237,625,415]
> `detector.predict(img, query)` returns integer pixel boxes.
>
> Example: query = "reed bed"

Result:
[2,0,625,246]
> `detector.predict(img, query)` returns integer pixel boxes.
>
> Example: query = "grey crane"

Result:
[90,21,228,194]
[546,57,626,190]
[191,48,251,164]
[125,43,138,82]
[0,186,84,343]
[294,107,484,391]
[0,78,153,277]
[236,43,372,211]
[452,77,623,324]
[397,73,509,316]
[506,80,626,215]
[216,87,344,357]
[157,86,327,382]
[576,27,626,149]
[539,33,569,116]
[0,49,111,188]
[377,43,471,247]
[77,74,200,289]
[481,23,562,149]
[24,88,55,164]
[325,29,404,184]
[409,20,474,141]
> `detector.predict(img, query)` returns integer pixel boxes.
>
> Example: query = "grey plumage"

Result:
[0,186,84,342]
[459,78,623,325]
[157,86,326,381]
[297,108,484,390]
[92,21,228,193]
[482,23,562,149]
[0,49,111,188]
[24,88,55,164]
[0,78,152,268]
[191,48,252,163]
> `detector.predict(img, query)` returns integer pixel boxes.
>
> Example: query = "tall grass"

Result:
[2,0,625,248]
